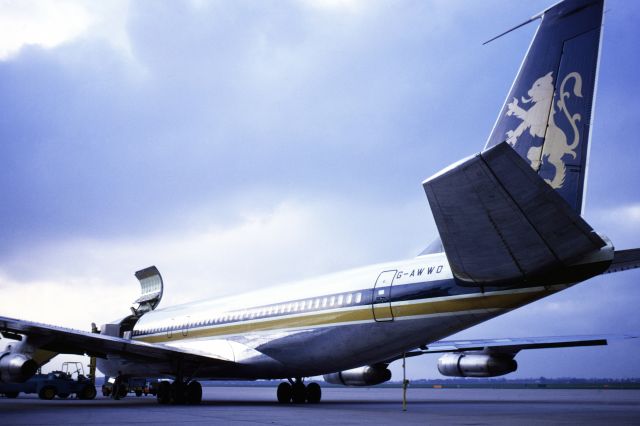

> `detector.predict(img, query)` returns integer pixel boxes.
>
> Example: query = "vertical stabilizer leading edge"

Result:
[485,0,604,213]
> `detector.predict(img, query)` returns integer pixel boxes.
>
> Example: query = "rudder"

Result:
[485,0,604,214]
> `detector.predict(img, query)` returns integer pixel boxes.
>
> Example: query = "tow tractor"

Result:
[0,361,97,400]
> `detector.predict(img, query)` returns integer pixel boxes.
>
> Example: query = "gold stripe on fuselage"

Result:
[135,286,560,344]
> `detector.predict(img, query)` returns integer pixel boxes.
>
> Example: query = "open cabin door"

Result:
[372,270,396,322]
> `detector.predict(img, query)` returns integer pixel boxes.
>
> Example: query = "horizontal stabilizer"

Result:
[603,249,640,274]
[423,142,606,286]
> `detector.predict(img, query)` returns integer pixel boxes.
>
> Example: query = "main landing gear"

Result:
[277,378,321,404]
[156,380,202,405]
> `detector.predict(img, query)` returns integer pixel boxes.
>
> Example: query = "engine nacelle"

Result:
[437,353,517,378]
[323,365,392,386]
[0,352,38,383]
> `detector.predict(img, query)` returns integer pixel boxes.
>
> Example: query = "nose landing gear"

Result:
[276,378,322,404]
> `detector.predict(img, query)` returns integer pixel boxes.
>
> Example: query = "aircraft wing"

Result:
[390,334,638,362]
[0,315,235,367]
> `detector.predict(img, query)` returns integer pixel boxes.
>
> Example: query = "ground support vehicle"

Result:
[0,369,96,400]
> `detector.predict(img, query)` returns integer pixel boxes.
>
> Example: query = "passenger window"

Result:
[329,296,335,306]
[346,293,353,304]
[355,292,362,303]
[322,298,328,307]
[314,299,320,309]
[337,295,343,305]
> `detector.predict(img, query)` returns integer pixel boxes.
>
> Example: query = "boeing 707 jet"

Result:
[1,0,639,405]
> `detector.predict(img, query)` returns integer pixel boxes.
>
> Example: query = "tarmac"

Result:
[1,386,639,425]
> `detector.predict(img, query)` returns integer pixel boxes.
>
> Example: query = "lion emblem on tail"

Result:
[505,71,583,189]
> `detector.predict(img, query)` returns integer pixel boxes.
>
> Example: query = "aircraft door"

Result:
[372,270,396,322]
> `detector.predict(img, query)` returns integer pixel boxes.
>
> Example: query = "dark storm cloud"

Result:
[0,1,556,254]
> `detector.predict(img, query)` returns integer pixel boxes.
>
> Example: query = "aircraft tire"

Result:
[291,382,306,404]
[135,389,143,397]
[306,382,321,403]
[39,386,56,400]
[79,384,97,400]
[186,381,202,404]
[276,382,292,403]
[116,383,128,399]
[171,381,186,405]
[157,381,171,405]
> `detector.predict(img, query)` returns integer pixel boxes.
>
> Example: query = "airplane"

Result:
[1,0,639,405]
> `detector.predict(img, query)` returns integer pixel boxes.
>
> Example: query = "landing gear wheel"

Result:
[157,381,171,405]
[171,381,186,405]
[291,382,306,404]
[39,386,56,400]
[135,389,143,397]
[57,393,70,399]
[306,382,322,403]
[186,381,202,405]
[277,382,292,403]
[79,384,97,400]
[116,383,128,399]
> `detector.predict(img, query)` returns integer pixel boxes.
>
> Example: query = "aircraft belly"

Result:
[227,313,499,378]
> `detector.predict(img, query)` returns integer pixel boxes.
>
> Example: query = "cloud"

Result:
[0,0,131,61]
[596,203,640,226]
[0,0,90,60]
[0,196,433,324]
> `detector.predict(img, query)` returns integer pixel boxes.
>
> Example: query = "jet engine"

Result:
[437,353,517,377]
[323,365,392,386]
[0,352,38,383]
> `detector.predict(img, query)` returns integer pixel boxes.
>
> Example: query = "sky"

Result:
[0,0,639,380]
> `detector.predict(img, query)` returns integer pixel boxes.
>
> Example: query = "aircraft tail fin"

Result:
[485,0,604,214]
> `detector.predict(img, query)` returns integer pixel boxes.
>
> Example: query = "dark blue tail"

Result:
[485,0,604,213]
